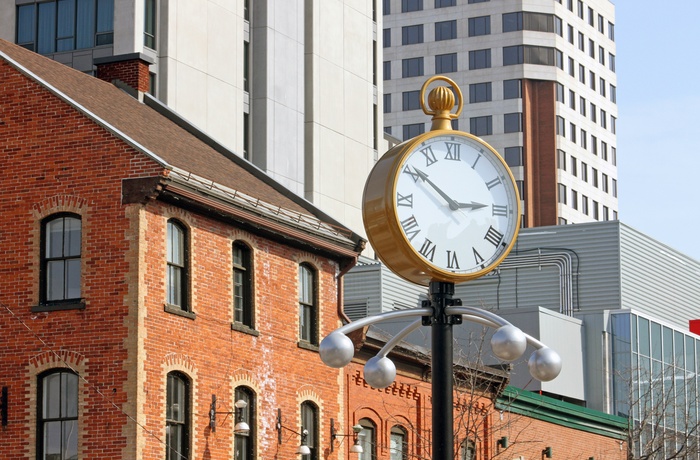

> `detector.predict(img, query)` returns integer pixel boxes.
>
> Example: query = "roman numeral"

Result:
[446,250,460,269]
[444,142,461,161]
[400,215,420,242]
[492,204,508,217]
[420,146,437,166]
[402,165,420,183]
[473,248,485,267]
[485,177,502,190]
[484,226,504,246]
[471,154,482,169]
[418,238,436,262]
[397,192,414,207]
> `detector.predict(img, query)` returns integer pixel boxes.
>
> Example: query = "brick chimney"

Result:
[94,53,155,94]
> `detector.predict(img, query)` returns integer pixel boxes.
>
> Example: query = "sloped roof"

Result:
[0,39,364,252]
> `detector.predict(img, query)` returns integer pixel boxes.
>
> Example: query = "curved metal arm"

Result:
[445,306,548,349]
[334,308,433,336]
[375,318,424,359]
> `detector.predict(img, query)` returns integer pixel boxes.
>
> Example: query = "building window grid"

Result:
[468,16,491,37]
[166,372,190,460]
[469,82,492,103]
[16,0,115,54]
[233,242,253,328]
[38,370,79,460]
[469,49,491,70]
[299,264,318,344]
[435,20,457,41]
[402,0,423,12]
[402,24,424,45]
[612,312,700,458]
[166,220,189,311]
[435,53,458,73]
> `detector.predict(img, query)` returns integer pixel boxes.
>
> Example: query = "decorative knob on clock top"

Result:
[363,76,521,286]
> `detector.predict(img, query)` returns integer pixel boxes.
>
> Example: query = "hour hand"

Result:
[413,167,460,210]
[455,201,487,210]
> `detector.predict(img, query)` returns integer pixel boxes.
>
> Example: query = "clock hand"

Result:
[413,167,461,210]
[456,201,487,210]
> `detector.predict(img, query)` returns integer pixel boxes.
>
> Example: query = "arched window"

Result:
[300,401,319,460]
[166,220,189,311]
[358,418,377,460]
[390,425,408,460]
[38,369,79,459]
[234,386,255,460]
[460,438,476,460]
[41,214,81,304]
[166,372,190,460]
[298,264,317,344]
[233,242,253,327]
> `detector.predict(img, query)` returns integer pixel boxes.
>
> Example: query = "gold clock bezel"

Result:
[363,129,521,286]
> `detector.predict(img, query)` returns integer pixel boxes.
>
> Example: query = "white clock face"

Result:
[393,133,520,277]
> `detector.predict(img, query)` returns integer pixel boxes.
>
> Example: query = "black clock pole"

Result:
[424,281,462,460]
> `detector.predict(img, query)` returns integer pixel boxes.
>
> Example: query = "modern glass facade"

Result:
[16,0,114,54]
[611,311,700,458]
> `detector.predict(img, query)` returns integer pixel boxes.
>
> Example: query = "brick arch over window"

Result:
[27,350,87,460]
[30,195,91,309]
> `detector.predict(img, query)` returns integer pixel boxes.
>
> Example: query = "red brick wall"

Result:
[0,58,348,459]
[96,59,151,93]
[0,60,163,459]
[522,79,558,228]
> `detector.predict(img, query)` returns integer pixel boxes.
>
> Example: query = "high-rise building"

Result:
[0,0,382,236]
[382,0,618,228]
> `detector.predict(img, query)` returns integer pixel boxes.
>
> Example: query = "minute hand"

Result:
[413,167,461,211]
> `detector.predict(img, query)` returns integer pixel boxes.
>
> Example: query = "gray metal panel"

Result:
[456,221,624,314]
[379,266,427,311]
[344,262,383,319]
[619,223,700,330]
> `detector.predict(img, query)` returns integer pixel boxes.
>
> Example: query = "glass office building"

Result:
[612,311,700,458]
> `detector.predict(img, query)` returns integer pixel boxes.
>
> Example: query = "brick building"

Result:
[0,38,626,459]
[0,38,366,459]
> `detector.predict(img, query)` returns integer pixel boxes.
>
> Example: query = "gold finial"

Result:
[420,75,463,131]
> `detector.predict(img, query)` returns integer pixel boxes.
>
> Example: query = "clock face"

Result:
[392,132,520,279]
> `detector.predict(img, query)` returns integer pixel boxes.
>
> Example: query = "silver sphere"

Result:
[491,325,527,361]
[319,332,355,368]
[528,347,562,382]
[363,356,396,389]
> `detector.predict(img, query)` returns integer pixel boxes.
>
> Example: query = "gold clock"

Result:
[363,76,521,286]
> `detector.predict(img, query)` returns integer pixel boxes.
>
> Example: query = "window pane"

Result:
[44,421,62,457]
[17,5,36,47]
[47,260,65,301]
[64,217,81,257]
[47,219,65,258]
[97,0,114,33]
[43,373,62,418]
[65,259,81,299]
[63,373,79,418]
[435,53,457,73]
[37,2,57,54]
[57,0,76,50]
[503,79,521,99]
[63,419,79,459]
[504,147,522,166]
[76,0,96,49]
[167,266,182,306]
[435,20,456,41]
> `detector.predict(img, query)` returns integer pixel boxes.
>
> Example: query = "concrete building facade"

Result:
[382,0,618,228]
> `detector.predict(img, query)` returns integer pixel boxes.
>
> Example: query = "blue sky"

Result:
[615,1,700,260]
